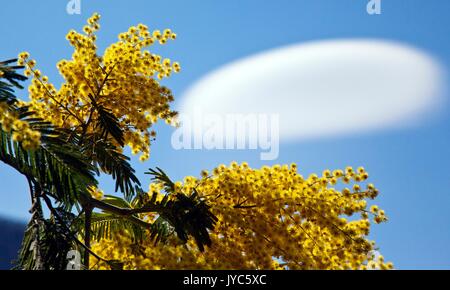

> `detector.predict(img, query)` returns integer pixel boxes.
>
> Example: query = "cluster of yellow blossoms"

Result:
[16,13,179,160]
[91,163,392,270]
[87,185,105,200]
[0,103,41,150]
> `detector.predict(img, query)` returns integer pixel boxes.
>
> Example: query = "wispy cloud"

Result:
[179,39,445,142]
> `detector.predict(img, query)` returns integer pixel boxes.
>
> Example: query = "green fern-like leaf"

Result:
[84,136,140,201]
[145,168,218,251]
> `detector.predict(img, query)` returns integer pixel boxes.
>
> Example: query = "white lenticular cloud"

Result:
[179,39,445,141]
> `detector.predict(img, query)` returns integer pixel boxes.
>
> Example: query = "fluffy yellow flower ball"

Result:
[16,13,180,160]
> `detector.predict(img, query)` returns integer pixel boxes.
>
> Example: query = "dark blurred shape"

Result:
[0,217,25,270]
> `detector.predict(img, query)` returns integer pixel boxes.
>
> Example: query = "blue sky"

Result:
[1,0,449,269]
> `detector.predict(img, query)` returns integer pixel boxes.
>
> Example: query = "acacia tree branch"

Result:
[87,197,160,229]
[88,196,163,216]
[27,179,45,270]
[84,205,92,270]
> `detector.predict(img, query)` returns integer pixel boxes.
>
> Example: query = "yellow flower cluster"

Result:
[87,185,104,200]
[0,103,41,150]
[17,13,179,160]
[91,163,393,270]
